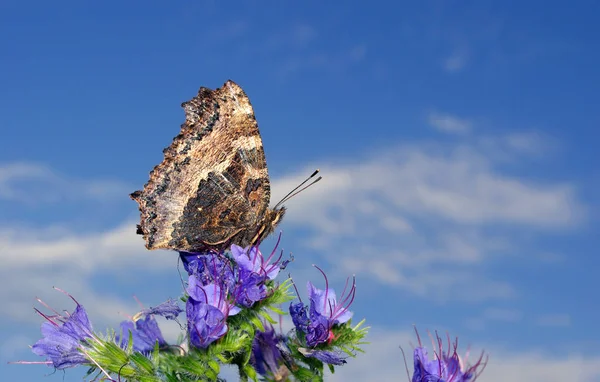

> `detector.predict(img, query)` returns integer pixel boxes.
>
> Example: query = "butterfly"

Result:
[131,80,319,252]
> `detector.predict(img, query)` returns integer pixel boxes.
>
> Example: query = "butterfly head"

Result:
[252,206,286,245]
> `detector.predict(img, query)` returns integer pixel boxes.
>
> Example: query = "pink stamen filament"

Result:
[35,297,61,317]
[289,275,303,304]
[33,308,60,327]
[265,232,283,264]
[338,276,351,302]
[414,326,423,347]
[312,265,329,313]
[262,249,285,278]
[331,277,356,322]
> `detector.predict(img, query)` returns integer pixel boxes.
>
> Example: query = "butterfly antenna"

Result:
[274,169,321,209]
[279,176,322,205]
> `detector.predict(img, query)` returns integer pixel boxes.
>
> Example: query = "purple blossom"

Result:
[289,302,309,334]
[307,280,353,325]
[233,270,267,308]
[134,299,183,321]
[186,280,237,348]
[250,324,289,378]
[230,240,290,308]
[187,300,228,349]
[31,299,93,369]
[305,305,331,347]
[187,276,240,316]
[179,251,206,275]
[412,330,487,382]
[180,251,236,291]
[118,315,167,353]
[181,241,294,349]
[289,267,356,348]
[298,347,347,366]
[290,300,331,347]
[230,238,287,281]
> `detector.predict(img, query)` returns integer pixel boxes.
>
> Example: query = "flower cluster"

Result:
[117,300,183,353]
[180,241,289,348]
[23,241,370,381]
[411,329,487,382]
[287,266,358,366]
[23,239,487,382]
[31,292,94,370]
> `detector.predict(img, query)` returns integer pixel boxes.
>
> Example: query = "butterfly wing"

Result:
[131,80,272,252]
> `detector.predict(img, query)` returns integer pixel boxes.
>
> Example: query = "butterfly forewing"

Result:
[131,80,281,252]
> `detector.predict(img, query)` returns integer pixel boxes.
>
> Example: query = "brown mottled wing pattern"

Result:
[131,80,274,252]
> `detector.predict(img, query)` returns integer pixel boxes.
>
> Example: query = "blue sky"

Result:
[1,1,599,381]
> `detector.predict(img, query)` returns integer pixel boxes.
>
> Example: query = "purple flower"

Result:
[186,280,237,348]
[134,299,183,321]
[233,270,267,308]
[179,251,206,275]
[289,302,310,334]
[412,330,487,382]
[187,300,228,349]
[187,276,240,316]
[298,347,347,366]
[307,280,353,325]
[290,267,356,348]
[230,239,287,281]
[305,305,331,347]
[117,299,181,353]
[230,240,291,308]
[250,324,290,378]
[118,315,167,353]
[180,251,236,291]
[31,298,93,369]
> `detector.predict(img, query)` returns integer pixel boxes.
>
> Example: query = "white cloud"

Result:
[0,221,169,269]
[504,131,553,155]
[0,221,176,324]
[274,144,581,230]
[477,131,556,160]
[292,24,318,46]
[271,141,583,300]
[443,49,469,73]
[0,162,132,204]
[483,307,523,322]
[535,313,571,327]
[276,44,367,78]
[427,112,472,134]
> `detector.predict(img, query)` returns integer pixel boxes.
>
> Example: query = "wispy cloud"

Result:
[274,144,580,230]
[261,24,367,79]
[271,137,583,300]
[504,131,554,156]
[276,43,367,78]
[443,49,469,73]
[0,162,132,204]
[427,112,472,134]
[535,313,571,327]
[291,24,318,47]
[483,307,523,322]
[477,131,556,160]
[0,221,175,324]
